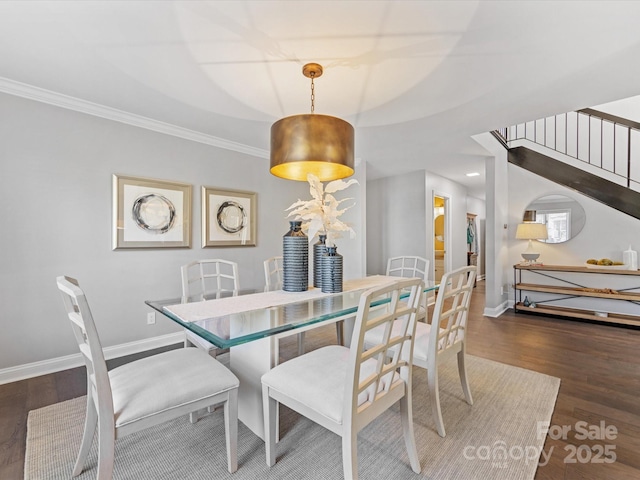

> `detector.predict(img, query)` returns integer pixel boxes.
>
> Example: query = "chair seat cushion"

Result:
[110,347,239,428]
[261,345,396,425]
[413,322,464,362]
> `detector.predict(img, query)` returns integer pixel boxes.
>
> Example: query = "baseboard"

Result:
[0,332,183,385]
[483,301,509,318]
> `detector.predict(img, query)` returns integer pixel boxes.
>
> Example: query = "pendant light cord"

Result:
[310,73,315,114]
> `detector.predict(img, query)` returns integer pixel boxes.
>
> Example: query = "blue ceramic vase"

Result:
[283,220,308,292]
[313,234,327,288]
[321,245,343,293]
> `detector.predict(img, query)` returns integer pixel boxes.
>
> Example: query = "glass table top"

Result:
[146,278,438,349]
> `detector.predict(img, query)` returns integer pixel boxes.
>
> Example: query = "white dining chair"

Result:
[263,256,284,291]
[387,255,430,320]
[386,256,429,280]
[181,259,239,354]
[56,276,239,478]
[366,264,477,437]
[261,277,423,479]
[418,264,476,436]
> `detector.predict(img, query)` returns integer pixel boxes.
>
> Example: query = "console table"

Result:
[513,264,640,327]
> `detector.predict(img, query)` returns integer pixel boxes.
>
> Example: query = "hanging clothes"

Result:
[467,217,478,253]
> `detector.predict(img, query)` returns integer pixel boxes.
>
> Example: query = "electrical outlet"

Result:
[146,312,156,325]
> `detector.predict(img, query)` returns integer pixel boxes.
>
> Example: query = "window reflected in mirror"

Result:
[524,195,585,244]
[536,211,570,243]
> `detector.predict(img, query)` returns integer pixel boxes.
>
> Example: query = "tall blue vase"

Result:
[313,234,327,288]
[283,220,308,292]
[321,245,343,293]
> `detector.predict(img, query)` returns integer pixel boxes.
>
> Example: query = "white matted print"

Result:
[113,174,191,249]
[202,187,256,247]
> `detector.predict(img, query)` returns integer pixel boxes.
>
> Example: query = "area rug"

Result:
[25,355,559,480]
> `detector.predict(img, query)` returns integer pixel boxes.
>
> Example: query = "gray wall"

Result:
[0,92,366,370]
[366,171,427,275]
[366,170,479,279]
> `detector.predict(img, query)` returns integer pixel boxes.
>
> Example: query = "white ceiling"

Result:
[2,1,640,199]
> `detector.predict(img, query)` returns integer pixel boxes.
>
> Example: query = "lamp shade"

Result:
[270,114,355,182]
[515,222,548,240]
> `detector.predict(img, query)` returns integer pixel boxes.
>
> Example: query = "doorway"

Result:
[433,195,448,282]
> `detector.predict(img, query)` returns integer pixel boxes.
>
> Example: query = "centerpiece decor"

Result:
[282,220,308,292]
[313,234,327,288]
[321,246,343,293]
[286,173,358,293]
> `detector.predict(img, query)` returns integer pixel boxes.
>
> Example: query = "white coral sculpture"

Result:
[285,173,359,247]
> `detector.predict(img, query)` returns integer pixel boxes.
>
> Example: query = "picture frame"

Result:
[112,174,192,249]
[202,186,257,247]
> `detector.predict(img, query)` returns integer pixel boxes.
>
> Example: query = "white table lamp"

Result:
[515,222,548,263]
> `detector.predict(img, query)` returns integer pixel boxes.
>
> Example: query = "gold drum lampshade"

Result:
[270,114,354,182]
[270,62,355,182]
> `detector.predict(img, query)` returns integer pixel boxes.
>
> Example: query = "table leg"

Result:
[228,314,355,440]
[341,315,356,347]
[228,335,278,441]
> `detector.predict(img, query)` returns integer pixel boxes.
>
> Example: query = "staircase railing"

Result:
[495,109,640,190]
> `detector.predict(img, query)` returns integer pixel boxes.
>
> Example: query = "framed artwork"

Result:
[202,186,256,247]
[112,174,192,249]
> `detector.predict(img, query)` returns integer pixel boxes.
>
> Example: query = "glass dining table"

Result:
[146,275,438,440]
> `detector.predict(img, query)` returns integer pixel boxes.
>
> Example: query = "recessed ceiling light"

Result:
[466,172,480,177]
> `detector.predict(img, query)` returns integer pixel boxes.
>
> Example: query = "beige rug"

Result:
[25,354,559,479]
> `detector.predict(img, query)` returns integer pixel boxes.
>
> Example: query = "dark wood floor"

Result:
[466,283,640,480]
[1,281,639,479]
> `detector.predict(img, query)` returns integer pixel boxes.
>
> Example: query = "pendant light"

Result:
[270,63,355,181]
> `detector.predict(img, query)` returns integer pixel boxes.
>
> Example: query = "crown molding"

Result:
[0,77,269,159]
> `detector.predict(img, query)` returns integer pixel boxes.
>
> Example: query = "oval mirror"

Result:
[524,194,586,244]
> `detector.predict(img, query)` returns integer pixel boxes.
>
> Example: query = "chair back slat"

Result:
[429,266,477,358]
[386,256,429,281]
[181,259,239,301]
[346,278,423,423]
[78,343,94,362]
[386,256,431,317]
[68,311,85,329]
[264,256,283,291]
[56,276,114,415]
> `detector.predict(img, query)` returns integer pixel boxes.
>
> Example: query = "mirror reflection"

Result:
[524,195,586,244]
